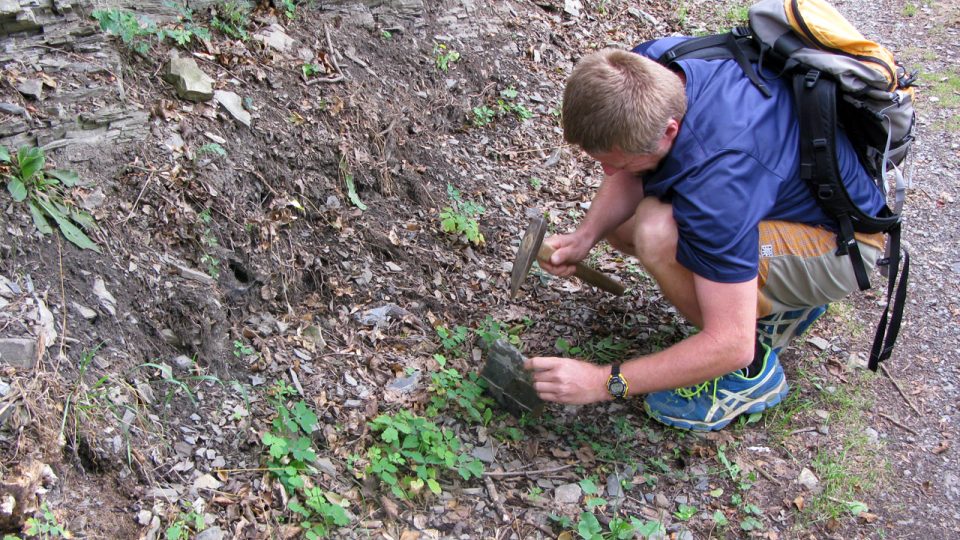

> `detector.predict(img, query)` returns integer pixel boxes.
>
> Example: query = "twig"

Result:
[878,412,918,435]
[122,168,156,223]
[788,427,819,436]
[482,463,574,478]
[880,364,922,415]
[500,144,569,156]
[753,464,781,486]
[56,235,67,369]
[484,475,510,524]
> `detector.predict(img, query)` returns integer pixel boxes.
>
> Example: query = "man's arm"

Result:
[539,170,645,276]
[525,275,757,403]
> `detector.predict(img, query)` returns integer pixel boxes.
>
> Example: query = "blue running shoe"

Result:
[757,305,828,354]
[644,345,788,431]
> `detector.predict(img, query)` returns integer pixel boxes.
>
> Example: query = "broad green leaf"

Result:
[47,169,80,186]
[70,208,97,231]
[380,426,399,444]
[17,147,44,182]
[28,201,53,234]
[7,178,27,201]
[0,146,9,162]
[712,510,729,526]
[579,477,599,495]
[344,174,367,210]
[846,500,869,515]
[630,518,665,538]
[36,198,101,252]
[585,496,606,510]
[576,512,602,539]
[292,401,318,433]
[426,478,441,495]
[324,502,350,526]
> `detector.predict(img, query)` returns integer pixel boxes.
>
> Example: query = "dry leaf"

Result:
[932,441,950,454]
[793,495,804,511]
[380,495,400,519]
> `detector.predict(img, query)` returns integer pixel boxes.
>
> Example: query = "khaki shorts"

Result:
[756,221,885,317]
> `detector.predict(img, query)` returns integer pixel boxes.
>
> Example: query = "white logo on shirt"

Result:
[760,244,775,258]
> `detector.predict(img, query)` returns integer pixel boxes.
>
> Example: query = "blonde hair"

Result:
[562,49,686,154]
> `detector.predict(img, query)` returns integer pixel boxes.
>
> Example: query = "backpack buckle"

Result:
[804,69,821,88]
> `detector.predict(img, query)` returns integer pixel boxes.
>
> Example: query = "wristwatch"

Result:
[606,363,628,400]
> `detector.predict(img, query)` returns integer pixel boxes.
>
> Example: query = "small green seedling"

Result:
[439,184,484,245]
[3,146,100,252]
[198,208,220,279]
[24,503,70,538]
[211,1,251,40]
[302,63,321,78]
[433,43,460,71]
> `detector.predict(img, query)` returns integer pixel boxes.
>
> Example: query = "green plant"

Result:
[138,362,220,407]
[439,184,484,245]
[433,43,460,71]
[159,3,211,48]
[164,506,206,540]
[674,503,697,521]
[24,503,69,538]
[357,410,483,499]
[435,325,470,357]
[260,385,350,538]
[676,1,689,29]
[92,5,209,52]
[553,511,665,540]
[903,3,917,16]
[381,29,393,39]
[338,157,367,211]
[3,146,100,252]
[302,63,321,78]
[197,208,220,279]
[233,339,255,358]
[426,366,494,425]
[195,143,226,161]
[211,1,251,40]
[474,315,525,348]
[280,0,296,19]
[471,105,495,127]
[91,8,155,54]
[724,4,749,23]
[497,86,534,120]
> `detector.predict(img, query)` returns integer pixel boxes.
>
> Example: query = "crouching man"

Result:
[524,43,885,431]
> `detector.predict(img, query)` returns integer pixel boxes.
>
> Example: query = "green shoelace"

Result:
[674,379,719,400]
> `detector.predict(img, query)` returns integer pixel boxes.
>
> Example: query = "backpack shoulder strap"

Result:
[655,30,773,98]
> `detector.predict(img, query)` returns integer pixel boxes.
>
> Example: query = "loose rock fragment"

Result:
[213,91,252,126]
[163,53,215,102]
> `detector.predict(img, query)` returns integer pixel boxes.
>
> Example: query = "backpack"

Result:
[655,0,915,370]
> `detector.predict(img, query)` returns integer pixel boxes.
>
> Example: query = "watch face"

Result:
[609,379,626,396]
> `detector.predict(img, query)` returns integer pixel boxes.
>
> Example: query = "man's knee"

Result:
[632,198,678,265]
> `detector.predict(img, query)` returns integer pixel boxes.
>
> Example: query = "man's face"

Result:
[588,148,663,177]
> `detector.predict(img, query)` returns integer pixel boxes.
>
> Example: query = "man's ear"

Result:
[659,118,680,151]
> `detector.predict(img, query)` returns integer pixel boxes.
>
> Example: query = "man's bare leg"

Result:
[606,197,704,328]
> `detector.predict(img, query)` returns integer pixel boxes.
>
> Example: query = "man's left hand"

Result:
[523,356,610,404]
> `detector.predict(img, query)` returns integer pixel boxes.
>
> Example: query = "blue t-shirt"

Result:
[630,38,887,283]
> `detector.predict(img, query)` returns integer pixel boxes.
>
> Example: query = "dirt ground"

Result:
[1,0,958,538]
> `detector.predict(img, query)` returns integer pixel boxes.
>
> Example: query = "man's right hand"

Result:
[538,233,594,277]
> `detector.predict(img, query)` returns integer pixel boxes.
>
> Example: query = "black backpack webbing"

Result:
[656,35,909,370]
[794,72,908,370]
